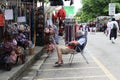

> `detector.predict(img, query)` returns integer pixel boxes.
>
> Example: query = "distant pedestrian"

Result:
[103,23,107,34]
[85,23,89,32]
[109,18,119,44]
[106,19,112,37]
[89,22,96,34]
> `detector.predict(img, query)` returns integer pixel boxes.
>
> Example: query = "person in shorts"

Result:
[54,30,86,67]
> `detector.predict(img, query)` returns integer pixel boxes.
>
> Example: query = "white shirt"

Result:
[47,19,53,27]
[111,21,119,30]
[106,21,112,36]
[107,21,112,29]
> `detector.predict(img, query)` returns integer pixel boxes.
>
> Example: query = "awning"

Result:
[114,13,120,20]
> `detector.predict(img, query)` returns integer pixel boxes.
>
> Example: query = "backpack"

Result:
[112,23,117,30]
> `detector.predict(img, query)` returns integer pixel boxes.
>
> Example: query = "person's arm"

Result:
[115,22,119,31]
[68,40,79,45]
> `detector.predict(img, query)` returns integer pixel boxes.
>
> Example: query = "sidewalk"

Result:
[33,33,113,80]
[33,36,96,80]
[0,46,43,80]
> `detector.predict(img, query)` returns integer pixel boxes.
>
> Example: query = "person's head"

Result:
[76,30,83,37]
[112,18,116,21]
[108,19,111,22]
[48,25,52,28]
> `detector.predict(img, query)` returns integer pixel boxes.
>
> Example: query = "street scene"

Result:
[19,32,120,80]
[0,0,120,80]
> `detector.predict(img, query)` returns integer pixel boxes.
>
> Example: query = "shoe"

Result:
[55,60,63,64]
[54,62,63,67]
[112,41,115,44]
[56,43,59,45]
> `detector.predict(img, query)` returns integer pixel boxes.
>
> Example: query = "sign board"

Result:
[64,6,74,15]
[17,16,26,22]
[5,9,13,20]
[0,14,4,26]
[109,3,115,15]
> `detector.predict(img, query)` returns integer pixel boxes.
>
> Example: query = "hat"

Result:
[76,30,83,37]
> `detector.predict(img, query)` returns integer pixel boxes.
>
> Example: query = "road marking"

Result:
[48,56,91,60]
[34,75,106,80]
[92,56,117,80]
[38,67,99,71]
[44,61,94,64]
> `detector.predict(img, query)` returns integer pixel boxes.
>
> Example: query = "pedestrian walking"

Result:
[85,23,89,32]
[109,18,119,44]
[106,19,112,37]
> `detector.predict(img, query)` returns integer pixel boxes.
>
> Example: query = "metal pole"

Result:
[31,0,34,44]
[16,0,19,22]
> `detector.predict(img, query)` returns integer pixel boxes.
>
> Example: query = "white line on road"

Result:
[34,75,106,80]
[92,56,117,80]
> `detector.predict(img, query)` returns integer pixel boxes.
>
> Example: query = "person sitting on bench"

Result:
[54,30,87,67]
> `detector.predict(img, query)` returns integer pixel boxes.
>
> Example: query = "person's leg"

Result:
[54,45,63,67]
[56,45,75,62]
[55,45,76,67]
[111,37,115,43]
[56,46,63,63]
[90,27,92,33]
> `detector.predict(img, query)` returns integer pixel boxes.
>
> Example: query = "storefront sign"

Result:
[17,16,26,22]
[109,3,115,15]
[64,6,74,15]
[5,9,13,20]
[0,14,4,26]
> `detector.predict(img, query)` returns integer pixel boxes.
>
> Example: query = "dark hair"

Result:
[112,18,115,21]
[0,9,3,14]
[76,30,83,37]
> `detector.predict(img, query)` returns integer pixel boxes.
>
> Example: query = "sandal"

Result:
[55,60,63,64]
[54,62,63,67]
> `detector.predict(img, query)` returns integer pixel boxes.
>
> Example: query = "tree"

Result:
[76,0,120,22]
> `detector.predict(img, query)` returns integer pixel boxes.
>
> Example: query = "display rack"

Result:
[35,0,44,46]
[64,18,75,44]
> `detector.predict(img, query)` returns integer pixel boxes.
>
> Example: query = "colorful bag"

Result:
[3,41,17,53]
[48,43,55,51]
[9,50,17,63]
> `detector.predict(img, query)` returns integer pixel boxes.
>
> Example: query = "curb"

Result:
[31,54,49,80]
[7,47,43,80]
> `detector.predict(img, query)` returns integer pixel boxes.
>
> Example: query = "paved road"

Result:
[87,32,120,80]
[19,32,120,80]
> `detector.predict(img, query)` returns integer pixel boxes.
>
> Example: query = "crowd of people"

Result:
[76,18,120,44]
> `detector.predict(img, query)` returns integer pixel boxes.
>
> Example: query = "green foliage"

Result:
[76,0,120,22]
[44,0,49,2]
[116,3,120,13]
